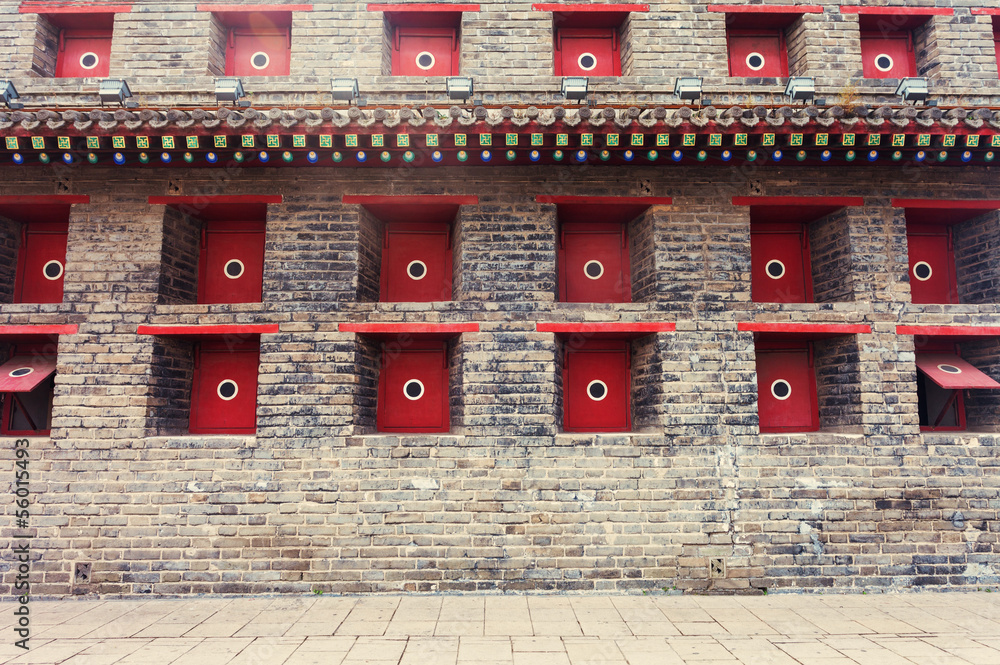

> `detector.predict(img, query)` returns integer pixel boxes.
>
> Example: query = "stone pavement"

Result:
[2,592,1000,664]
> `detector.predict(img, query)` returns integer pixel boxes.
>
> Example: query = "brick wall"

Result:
[0,0,999,597]
[3,1,999,108]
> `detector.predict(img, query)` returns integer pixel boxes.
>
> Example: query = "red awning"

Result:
[915,354,1000,390]
[0,355,56,393]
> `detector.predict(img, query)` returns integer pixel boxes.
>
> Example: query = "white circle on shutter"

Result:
[43,260,64,281]
[577,52,598,71]
[937,364,962,374]
[912,261,933,281]
[406,260,428,281]
[79,52,100,70]
[415,51,436,70]
[745,52,766,71]
[217,379,239,401]
[250,51,270,70]
[224,259,246,280]
[874,53,894,72]
[765,259,786,280]
[583,260,605,280]
[586,379,608,402]
[9,367,33,378]
[403,379,425,400]
[770,379,792,401]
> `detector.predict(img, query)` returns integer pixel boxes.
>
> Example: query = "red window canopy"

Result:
[198,4,311,27]
[533,4,648,29]
[708,4,822,30]
[0,355,57,394]
[915,354,1000,391]
[892,199,1000,226]
[733,196,865,225]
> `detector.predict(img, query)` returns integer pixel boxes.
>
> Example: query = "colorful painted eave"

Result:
[2,104,999,167]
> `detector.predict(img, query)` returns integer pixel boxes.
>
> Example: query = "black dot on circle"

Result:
[218,380,237,399]
[81,53,98,68]
[773,380,791,399]
[10,368,31,378]
[939,364,961,374]
[44,261,62,279]
[580,54,595,69]
[252,53,268,68]
[748,54,763,68]
[225,260,243,278]
[766,261,784,278]
[408,262,426,279]
[914,263,931,280]
[588,382,606,400]
[585,261,603,278]
[876,56,892,70]
[404,380,423,399]
[417,53,434,68]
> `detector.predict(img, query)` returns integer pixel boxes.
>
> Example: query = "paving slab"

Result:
[6,592,1000,664]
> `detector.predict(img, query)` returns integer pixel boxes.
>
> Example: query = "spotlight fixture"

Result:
[0,80,24,110]
[895,77,929,103]
[784,76,815,102]
[331,78,359,102]
[561,76,589,101]
[99,79,137,108]
[447,76,474,101]
[215,77,249,107]
[673,76,702,102]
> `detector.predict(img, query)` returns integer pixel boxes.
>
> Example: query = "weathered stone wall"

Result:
[1,1,998,108]
[0,162,993,596]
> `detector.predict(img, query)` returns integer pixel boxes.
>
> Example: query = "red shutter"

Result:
[227,28,291,76]
[394,27,458,76]
[860,32,916,79]
[727,30,787,77]
[0,345,56,436]
[564,339,630,432]
[907,225,957,304]
[377,342,449,433]
[55,28,112,78]
[750,224,812,303]
[380,223,452,302]
[559,223,630,303]
[755,344,819,433]
[198,221,266,304]
[15,222,68,305]
[189,343,259,434]
[555,28,620,76]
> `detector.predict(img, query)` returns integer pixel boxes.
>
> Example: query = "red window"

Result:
[381,223,452,302]
[914,342,1000,431]
[227,27,290,76]
[860,32,915,79]
[198,221,266,304]
[755,342,819,433]
[394,27,459,76]
[208,8,296,77]
[555,28,620,76]
[563,339,629,432]
[907,224,957,305]
[750,223,812,303]
[189,342,259,434]
[560,223,630,303]
[375,7,466,76]
[55,28,113,78]
[727,30,788,77]
[15,222,68,305]
[377,341,449,433]
[0,344,56,436]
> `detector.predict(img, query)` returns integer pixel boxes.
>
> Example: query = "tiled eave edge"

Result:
[2,104,998,137]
